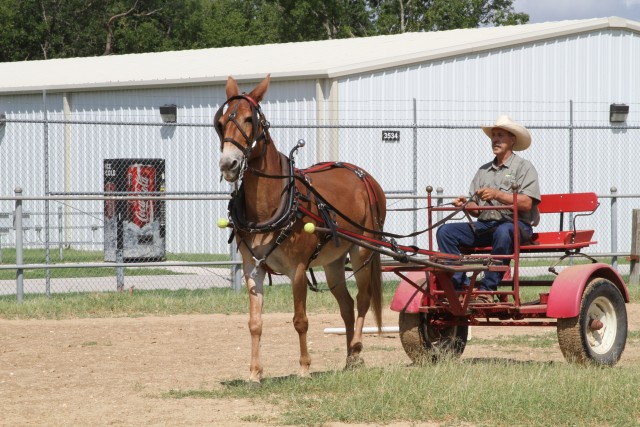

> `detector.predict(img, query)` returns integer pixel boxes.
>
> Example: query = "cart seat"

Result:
[460,192,598,254]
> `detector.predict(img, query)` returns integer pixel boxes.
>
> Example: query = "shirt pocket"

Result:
[499,174,516,192]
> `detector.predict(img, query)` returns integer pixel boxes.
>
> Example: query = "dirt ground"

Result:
[1,304,639,427]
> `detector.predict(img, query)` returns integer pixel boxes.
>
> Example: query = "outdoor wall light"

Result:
[159,104,177,123]
[0,113,6,127]
[609,103,629,123]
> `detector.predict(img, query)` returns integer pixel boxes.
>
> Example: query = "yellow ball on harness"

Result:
[217,218,229,229]
[303,222,315,234]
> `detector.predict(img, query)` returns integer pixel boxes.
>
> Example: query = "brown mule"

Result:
[217,75,386,383]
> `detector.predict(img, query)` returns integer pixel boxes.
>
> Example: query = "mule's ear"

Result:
[226,76,240,99]
[249,74,271,103]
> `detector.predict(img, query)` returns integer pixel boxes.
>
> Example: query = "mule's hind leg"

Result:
[346,245,382,368]
[323,257,362,369]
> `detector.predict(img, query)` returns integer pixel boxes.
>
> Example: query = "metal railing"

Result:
[1,188,637,302]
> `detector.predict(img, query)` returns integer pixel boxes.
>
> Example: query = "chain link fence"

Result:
[1,100,639,298]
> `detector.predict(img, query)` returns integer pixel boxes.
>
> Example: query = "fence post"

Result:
[630,209,640,286]
[58,206,63,261]
[231,240,243,292]
[412,98,418,248]
[116,249,125,292]
[436,187,444,224]
[610,187,618,270]
[14,187,24,303]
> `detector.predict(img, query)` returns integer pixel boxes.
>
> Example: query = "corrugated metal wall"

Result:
[1,28,639,256]
[333,28,640,251]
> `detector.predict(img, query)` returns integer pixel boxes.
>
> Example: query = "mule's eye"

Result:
[215,122,224,136]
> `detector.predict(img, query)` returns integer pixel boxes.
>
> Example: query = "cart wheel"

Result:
[399,311,468,364]
[557,278,627,366]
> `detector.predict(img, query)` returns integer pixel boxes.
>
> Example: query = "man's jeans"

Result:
[436,220,533,291]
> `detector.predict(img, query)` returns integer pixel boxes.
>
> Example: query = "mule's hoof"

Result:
[345,355,365,370]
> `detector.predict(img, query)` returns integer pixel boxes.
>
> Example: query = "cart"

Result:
[310,186,629,366]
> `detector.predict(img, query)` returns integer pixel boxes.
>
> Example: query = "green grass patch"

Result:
[0,248,231,280]
[166,361,640,427]
[1,277,637,320]
[471,332,558,348]
[0,281,401,320]
[0,267,182,280]
[0,248,230,264]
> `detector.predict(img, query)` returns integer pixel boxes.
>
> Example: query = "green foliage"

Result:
[273,0,374,41]
[0,0,529,61]
[371,0,529,34]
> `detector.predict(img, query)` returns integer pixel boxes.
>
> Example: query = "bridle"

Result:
[216,94,300,279]
[214,94,271,161]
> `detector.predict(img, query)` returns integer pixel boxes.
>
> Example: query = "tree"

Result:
[103,0,161,55]
[0,0,529,62]
[273,0,373,41]
[0,0,105,61]
[371,0,528,34]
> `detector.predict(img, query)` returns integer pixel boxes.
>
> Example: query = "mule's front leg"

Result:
[291,264,311,377]
[245,266,266,383]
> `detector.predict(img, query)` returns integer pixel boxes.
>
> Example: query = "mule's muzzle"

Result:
[219,156,240,182]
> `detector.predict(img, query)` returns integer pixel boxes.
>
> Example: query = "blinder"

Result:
[214,94,271,158]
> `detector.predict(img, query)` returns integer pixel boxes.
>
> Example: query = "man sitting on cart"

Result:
[436,115,541,303]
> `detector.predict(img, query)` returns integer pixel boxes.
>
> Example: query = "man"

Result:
[436,115,540,302]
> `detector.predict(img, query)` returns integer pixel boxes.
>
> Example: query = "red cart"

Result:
[382,187,628,365]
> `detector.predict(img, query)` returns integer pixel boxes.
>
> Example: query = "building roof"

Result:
[1,16,638,94]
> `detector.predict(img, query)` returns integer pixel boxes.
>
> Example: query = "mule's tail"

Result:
[370,251,383,332]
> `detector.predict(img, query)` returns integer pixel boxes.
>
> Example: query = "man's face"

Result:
[490,128,516,156]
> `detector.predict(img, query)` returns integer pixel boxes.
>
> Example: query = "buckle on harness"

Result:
[389,238,409,263]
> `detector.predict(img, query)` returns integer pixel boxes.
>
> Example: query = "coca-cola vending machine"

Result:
[103,159,166,262]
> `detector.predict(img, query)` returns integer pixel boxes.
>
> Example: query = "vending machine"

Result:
[103,159,166,262]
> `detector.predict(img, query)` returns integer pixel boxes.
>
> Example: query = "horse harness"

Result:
[216,94,384,288]
[227,154,383,288]
[217,94,473,288]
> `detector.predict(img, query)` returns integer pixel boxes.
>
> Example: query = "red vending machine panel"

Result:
[104,159,166,262]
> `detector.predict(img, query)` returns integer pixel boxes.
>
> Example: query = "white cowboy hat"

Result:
[481,115,531,151]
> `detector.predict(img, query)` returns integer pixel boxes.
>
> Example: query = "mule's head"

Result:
[216,74,271,182]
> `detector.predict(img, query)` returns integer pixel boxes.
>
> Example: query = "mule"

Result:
[216,75,386,383]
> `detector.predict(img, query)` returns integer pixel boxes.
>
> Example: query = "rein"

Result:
[217,94,476,283]
[243,165,476,241]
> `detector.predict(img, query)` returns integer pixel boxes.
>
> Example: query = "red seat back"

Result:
[537,193,598,214]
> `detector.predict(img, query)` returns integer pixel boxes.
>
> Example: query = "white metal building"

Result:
[1,16,638,255]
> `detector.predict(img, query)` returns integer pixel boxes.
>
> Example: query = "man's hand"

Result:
[453,195,480,217]
[452,196,467,207]
[475,187,500,202]
[475,187,533,211]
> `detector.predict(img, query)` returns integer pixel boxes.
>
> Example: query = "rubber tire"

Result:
[399,311,468,364]
[557,278,627,366]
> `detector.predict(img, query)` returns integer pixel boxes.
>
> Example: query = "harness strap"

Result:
[317,202,340,247]
[247,161,474,240]
[215,94,271,158]
[307,268,320,292]
[298,174,467,239]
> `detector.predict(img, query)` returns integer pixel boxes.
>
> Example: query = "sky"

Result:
[512,0,640,23]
